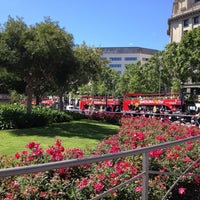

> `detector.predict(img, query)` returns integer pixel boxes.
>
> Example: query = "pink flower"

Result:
[149,149,163,159]
[5,193,14,198]
[27,155,34,161]
[111,179,118,186]
[131,167,137,175]
[178,187,186,195]
[73,148,84,158]
[35,148,44,156]
[56,139,62,147]
[26,141,39,149]
[109,145,121,153]
[194,162,200,168]
[40,192,47,198]
[156,135,166,142]
[137,132,145,140]
[136,186,142,192]
[115,161,131,174]
[93,182,104,193]
[66,148,83,159]
[132,143,137,149]
[174,145,181,150]
[104,160,113,167]
[184,156,192,162]
[15,152,20,159]
[13,182,19,190]
[186,143,193,150]
[98,173,106,180]
[59,168,65,175]
[22,150,28,155]
[131,132,145,141]
[110,173,118,178]
[78,178,89,189]
[166,152,179,160]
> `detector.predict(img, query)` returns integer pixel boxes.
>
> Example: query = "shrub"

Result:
[0,104,73,129]
[65,110,85,120]
[0,104,26,129]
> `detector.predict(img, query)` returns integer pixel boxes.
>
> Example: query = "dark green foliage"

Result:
[0,104,73,129]
[169,182,200,200]
[65,110,86,120]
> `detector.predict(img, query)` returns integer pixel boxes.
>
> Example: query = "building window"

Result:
[183,19,189,27]
[109,57,122,61]
[109,64,121,68]
[194,16,199,24]
[142,58,149,61]
[124,57,137,61]
[117,71,122,75]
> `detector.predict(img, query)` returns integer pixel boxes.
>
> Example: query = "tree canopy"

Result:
[115,26,200,95]
[1,17,200,107]
[0,17,105,112]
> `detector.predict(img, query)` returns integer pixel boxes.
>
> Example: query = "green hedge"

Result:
[0,104,73,129]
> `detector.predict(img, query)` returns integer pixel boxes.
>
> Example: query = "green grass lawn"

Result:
[0,119,120,156]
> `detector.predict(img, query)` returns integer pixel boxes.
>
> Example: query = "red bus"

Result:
[123,93,184,113]
[79,95,122,112]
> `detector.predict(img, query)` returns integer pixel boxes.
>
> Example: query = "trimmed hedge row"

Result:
[0,104,76,129]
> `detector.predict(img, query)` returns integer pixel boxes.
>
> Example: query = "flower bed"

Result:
[0,116,199,199]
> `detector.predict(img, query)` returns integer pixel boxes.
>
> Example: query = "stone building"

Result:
[168,0,200,43]
[168,0,200,100]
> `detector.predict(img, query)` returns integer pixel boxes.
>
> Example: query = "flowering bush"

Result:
[0,116,199,199]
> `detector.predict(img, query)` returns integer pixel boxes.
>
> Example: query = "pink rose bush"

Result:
[0,116,199,199]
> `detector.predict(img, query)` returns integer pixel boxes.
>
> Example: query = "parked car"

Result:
[65,105,79,111]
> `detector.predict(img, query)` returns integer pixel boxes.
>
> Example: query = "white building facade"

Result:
[100,47,158,74]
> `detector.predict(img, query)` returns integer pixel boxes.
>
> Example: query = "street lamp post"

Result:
[104,79,108,111]
[159,65,162,95]
[180,82,184,113]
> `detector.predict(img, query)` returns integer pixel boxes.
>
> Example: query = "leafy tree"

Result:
[142,53,162,93]
[100,66,120,96]
[27,18,76,111]
[0,17,28,95]
[78,65,120,97]
[0,17,75,112]
[117,62,147,94]
[0,67,26,94]
[177,26,200,83]
[74,43,105,84]
[116,26,200,95]
[162,42,182,91]
[72,43,106,96]
[53,43,106,110]
[161,26,200,93]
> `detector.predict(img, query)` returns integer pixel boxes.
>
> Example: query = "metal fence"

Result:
[0,135,200,200]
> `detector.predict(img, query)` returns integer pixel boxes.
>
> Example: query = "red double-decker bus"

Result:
[79,95,122,112]
[123,93,184,113]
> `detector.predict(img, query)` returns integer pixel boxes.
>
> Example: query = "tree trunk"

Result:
[35,95,41,106]
[59,93,64,111]
[26,84,33,113]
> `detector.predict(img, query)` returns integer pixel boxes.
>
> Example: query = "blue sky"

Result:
[0,0,174,50]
